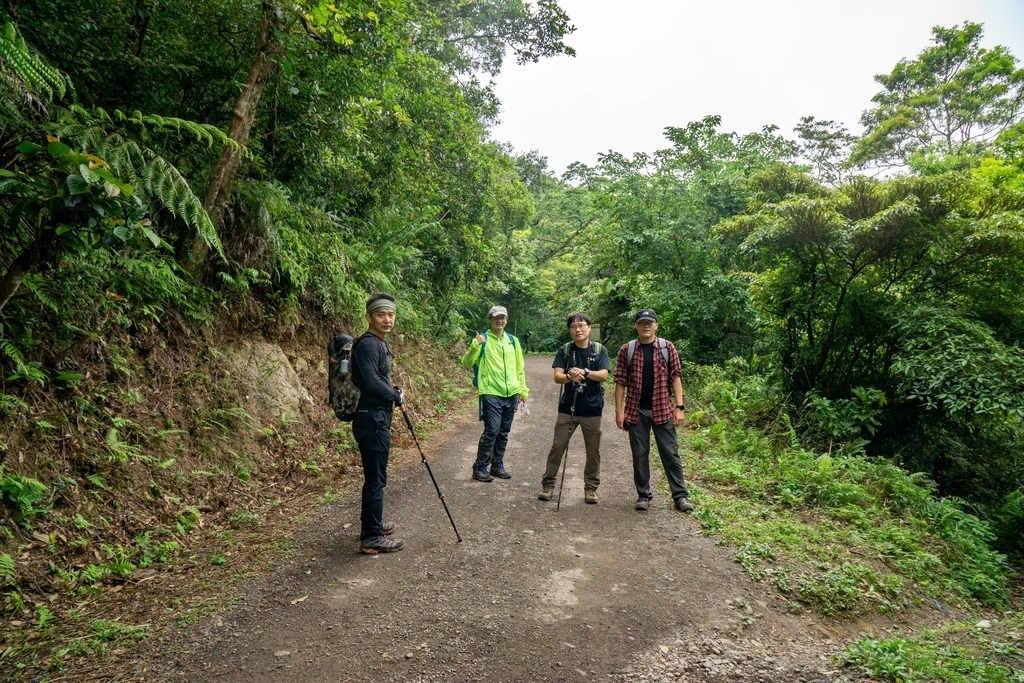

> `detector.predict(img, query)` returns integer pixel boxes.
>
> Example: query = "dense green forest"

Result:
[501,21,1024,557]
[1,0,1023,676]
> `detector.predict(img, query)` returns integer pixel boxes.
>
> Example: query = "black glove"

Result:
[393,386,403,406]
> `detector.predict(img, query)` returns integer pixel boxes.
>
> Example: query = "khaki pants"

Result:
[541,413,602,492]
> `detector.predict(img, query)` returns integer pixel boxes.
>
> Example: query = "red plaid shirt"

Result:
[614,339,681,425]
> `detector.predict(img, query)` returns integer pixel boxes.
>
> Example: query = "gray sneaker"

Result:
[584,490,598,504]
[675,498,695,512]
[538,487,553,501]
[381,520,397,535]
[359,535,404,554]
[634,498,650,511]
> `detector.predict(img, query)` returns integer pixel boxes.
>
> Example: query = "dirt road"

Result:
[135,356,867,682]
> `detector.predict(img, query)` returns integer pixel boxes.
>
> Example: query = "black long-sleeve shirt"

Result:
[351,332,400,410]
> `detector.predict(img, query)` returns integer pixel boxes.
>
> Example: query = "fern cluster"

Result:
[0,21,73,107]
[53,106,235,258]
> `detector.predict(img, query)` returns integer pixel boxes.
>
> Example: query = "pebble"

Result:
[613,634,846,682]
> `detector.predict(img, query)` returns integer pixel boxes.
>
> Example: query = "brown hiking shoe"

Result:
[538,487,553,501]
[584,490,598,504]
[675,498,695,512]
[359,536,404,554]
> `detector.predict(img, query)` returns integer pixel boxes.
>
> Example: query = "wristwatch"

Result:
[583,368,590,378]
[676,404,685,410]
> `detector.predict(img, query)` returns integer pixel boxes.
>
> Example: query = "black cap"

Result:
[634,308,658,323]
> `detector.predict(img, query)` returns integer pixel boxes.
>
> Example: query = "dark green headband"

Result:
[366,299,397,314]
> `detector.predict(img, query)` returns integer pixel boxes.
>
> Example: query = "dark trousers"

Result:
[474,394,517,472]
[353,408,392,539]
[627,408,689,501]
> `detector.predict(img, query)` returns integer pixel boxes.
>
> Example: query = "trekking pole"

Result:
[555,386,581,512]
[399,404,463,542]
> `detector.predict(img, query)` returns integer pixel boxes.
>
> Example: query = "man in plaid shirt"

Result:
[613,308,695,512]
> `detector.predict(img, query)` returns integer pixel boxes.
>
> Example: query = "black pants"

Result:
[353,407,392,539]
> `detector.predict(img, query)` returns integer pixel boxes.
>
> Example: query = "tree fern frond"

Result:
[60,106,243,154]
[0,21,73,104]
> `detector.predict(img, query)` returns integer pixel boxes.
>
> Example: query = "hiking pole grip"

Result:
[400,405,463,543]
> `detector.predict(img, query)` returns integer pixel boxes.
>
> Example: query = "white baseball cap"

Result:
[488,305,508,318]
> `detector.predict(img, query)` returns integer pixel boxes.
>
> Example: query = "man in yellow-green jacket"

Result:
[461,305,529,482]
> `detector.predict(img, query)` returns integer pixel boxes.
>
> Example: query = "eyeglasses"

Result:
[569,324,589,331]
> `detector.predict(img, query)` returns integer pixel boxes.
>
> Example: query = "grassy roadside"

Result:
[675,359,1022,681]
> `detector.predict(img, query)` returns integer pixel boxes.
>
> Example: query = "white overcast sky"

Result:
[489,0,1024,175]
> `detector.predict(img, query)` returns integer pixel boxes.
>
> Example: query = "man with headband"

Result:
[462,305,529,482]
[351,292,405,553]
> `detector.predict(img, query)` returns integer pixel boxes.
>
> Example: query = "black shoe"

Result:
[675,498,695,512]
[634,497,650,511]
[489,466,511,479]
[473,469,494,482]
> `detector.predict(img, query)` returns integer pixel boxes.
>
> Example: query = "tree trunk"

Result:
[179,1,281,277]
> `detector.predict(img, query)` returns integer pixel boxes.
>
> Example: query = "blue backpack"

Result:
[472,332,517,387]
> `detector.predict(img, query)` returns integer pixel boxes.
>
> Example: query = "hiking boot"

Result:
[359,535,404,554]
[634,497,650,511]
[489,466,512,479]
[538,487,553,501]
[584,490,599,504]
[472,469,494,482]
[381,520,397,535]
[675,498,695,512]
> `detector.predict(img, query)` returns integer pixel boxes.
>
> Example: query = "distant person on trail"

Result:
[461,305,529,482]
[539,313,609,504]
[613,308,695,513]
[351,292,405,554]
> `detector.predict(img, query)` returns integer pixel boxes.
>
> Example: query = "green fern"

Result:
[20,274,60,312]
[53,109,242,259]
[0,552,14,585]
[0,21,73,104]
[0,338,25,367]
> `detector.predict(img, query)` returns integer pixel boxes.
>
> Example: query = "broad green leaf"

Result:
[65,174,89,195]
[46,141,72,157]
[16,142,43,155]
[141,225,161,248]
[113,225,132,241]
[78,164,100,184]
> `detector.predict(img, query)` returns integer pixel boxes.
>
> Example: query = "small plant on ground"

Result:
[841,611,1024,683]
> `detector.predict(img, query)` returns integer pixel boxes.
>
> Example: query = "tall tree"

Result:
[852,22,1024,170]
